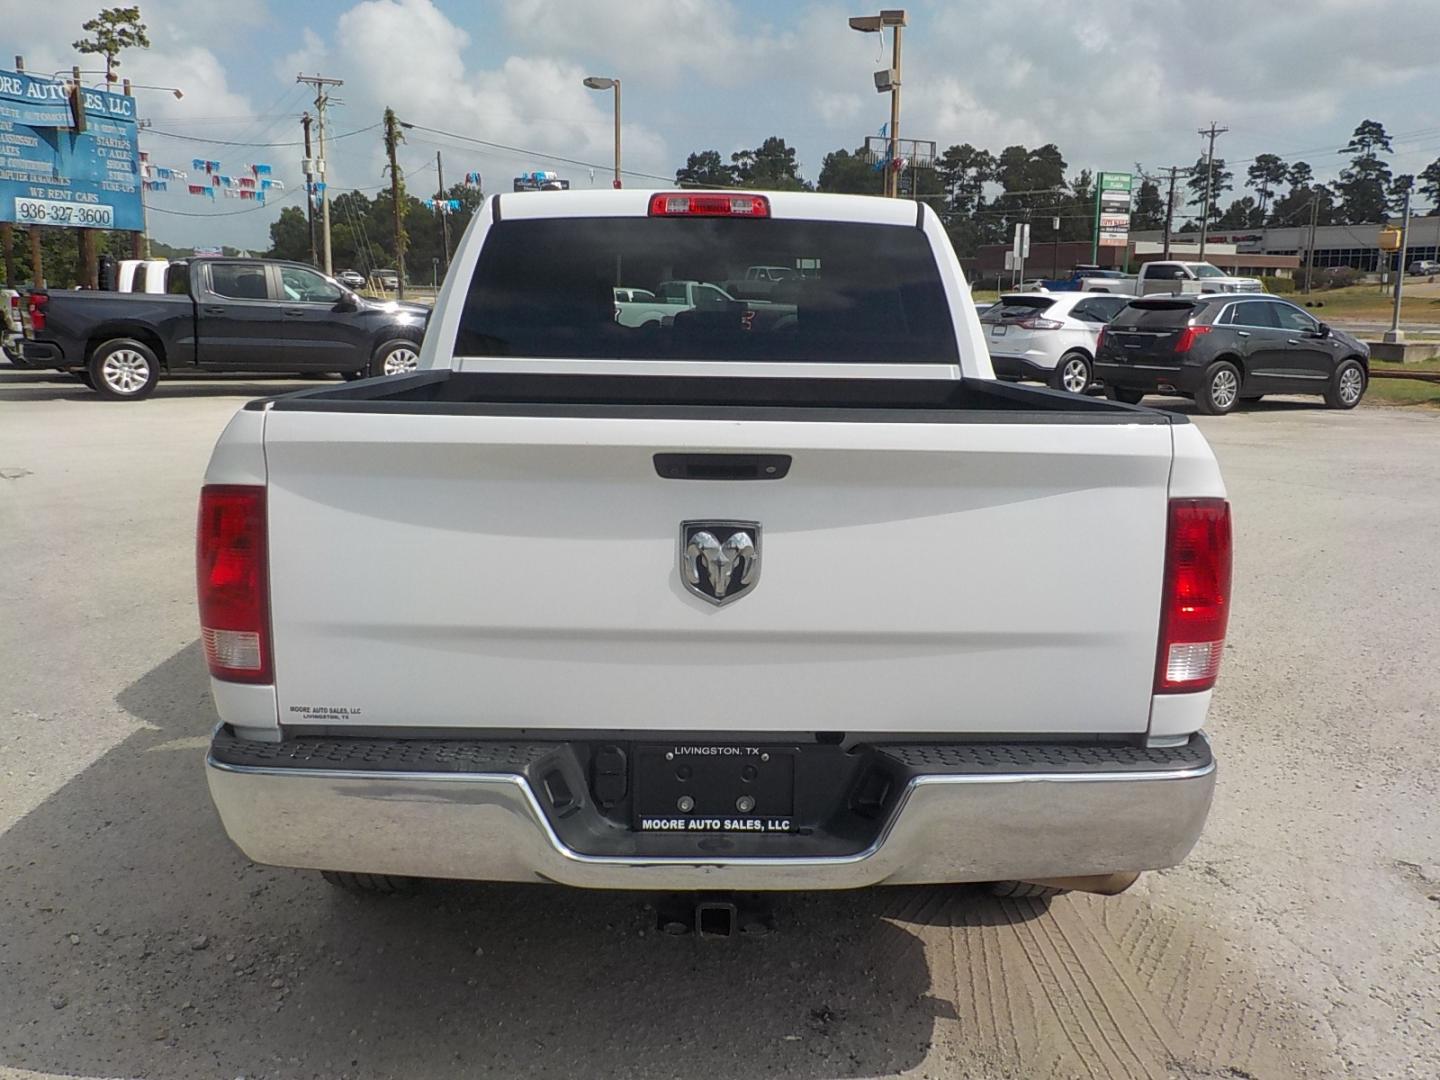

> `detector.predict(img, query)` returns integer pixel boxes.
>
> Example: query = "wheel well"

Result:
[1345,353,1368,372]
[88,328,167,370]
[1061,347,1093,362]
[1211,353,1245,377]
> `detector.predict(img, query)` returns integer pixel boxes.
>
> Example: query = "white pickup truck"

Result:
[201,189,1229,908]
[1081,261,1265,296]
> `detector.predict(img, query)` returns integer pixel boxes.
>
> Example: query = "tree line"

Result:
[674,119,1436,257]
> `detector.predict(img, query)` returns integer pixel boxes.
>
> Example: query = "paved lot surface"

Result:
[1,368,1437,1080]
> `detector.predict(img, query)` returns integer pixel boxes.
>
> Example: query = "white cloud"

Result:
[330,0,669,187]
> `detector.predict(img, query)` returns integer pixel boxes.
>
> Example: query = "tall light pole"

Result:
[583,76,621,188]
[848,9,907,198]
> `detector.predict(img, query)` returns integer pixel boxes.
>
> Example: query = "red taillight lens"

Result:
[1017,316,1064,330]
[197,485,271,683]
[648,192,770,218]
[28,293,47,332]
[1156,498,1232,693]
[1096,328,1107,351]
[1173,325,1211,353]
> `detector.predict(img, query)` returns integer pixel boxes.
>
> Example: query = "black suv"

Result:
[1094,295,1370,414]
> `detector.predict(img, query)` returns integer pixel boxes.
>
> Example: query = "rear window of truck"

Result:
[1111,302,1196,329]
[456,217,959,364]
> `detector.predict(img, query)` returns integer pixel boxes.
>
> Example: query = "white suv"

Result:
[982,291,1131,393]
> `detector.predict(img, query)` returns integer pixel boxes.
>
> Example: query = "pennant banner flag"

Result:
[187,184,216,200]
[143,179,168,193]
[464,171,481,186]
[251,163,272,177]
[260,178,284,191]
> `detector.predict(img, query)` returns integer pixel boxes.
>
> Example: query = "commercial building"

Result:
[1130,217,1440,272]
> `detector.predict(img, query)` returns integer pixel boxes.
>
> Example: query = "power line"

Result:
[142,122,380,148]
[399,122,679,185]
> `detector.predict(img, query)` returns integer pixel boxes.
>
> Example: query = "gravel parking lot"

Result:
[1,369,1437,1080]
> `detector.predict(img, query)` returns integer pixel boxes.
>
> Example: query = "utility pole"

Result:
[301,112,318,267]
[1386,187,1412,343]
[435,150,451,270]
[1162,165,1181,258]
[1196,122,1228,260]
[297,73,343,275]
[383,107,407,299]
[1303,194,1320,294]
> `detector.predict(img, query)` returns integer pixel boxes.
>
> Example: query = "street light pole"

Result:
[583,76,621,188]
[847,10,907,198]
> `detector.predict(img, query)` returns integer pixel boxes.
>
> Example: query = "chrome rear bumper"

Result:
[205,732,1215,891]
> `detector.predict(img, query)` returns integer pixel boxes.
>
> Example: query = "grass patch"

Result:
[1367,360,1440,407]
[1297,284,1440,325]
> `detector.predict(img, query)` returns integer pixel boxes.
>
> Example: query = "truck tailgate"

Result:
[262,410,1172,736]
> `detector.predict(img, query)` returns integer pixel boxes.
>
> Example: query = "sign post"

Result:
[1093,172,1133,264]
[0,69,144,283]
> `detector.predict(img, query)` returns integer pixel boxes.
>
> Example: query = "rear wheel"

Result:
[320,870,420,895]
[1196,361,1241,415]
[87,338,160,400]
[1326,360,1366,409]
[1050,351,1092,394]
[370,338,421,378]
[1106,386,1146,405]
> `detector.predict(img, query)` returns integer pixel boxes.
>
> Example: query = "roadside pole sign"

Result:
[0,70,143,231]
[1094,172,1133,253]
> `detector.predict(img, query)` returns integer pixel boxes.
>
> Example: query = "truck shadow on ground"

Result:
[1,642,980,1080]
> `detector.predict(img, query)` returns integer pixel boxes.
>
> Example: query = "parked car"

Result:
[1094,294,1369,414]
[200,188,1227,908]
[370,269,400,290]
[337,268,367,289]
[981,291,1131,393]
[1407,259,1440,276]
[615,279,795,331]
[18,257,429,399]
[1080,261,1266,296]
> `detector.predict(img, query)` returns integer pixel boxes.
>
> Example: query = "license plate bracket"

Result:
[633,745,797,833]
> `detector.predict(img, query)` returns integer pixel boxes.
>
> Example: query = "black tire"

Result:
[1049,351,1092,394]
[1106,386,1146,405]
[1196,360,1242,416]
[369,337,422,378]
[87,338,160,400]
[320,870,420,895]
[1326,359,1366,410]
[988,881,1070,899]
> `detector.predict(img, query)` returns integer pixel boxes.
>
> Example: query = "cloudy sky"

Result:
[14,0,1440,249]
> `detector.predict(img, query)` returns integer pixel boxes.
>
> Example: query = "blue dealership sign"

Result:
[0,70,143,231]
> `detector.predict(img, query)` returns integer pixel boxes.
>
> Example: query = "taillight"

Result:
[1096,328,1107,351]
[1173,325,1211,353]
[1017,316,1064,330]
[197,485,271,683]
[648,192,770,218]
[28,293,47,332]
[1155,498,1232,693]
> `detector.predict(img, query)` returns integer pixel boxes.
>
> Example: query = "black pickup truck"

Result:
[19,257,429,399]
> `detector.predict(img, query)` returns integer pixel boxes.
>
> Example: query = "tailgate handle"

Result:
[653,453,791,481]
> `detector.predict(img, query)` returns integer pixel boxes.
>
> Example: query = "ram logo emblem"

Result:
[679,521,762,606]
